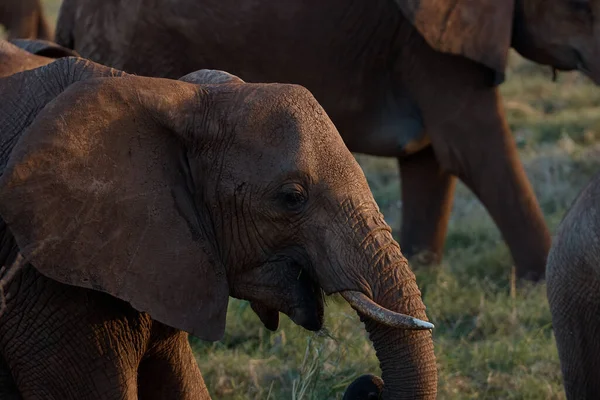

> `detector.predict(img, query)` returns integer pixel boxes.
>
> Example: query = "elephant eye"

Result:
[278,183,308,212]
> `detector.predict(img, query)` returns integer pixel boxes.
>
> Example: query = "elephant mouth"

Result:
[288,270,325,331]
[248,264,325,332]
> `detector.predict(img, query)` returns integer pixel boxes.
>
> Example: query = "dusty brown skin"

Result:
[0,57,435,399]
[55,0,600,282]
[0,0,51,40]
[0,39,78,77]
[547,173,600,399]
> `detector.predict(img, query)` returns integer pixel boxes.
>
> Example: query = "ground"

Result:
[7,2,600,398]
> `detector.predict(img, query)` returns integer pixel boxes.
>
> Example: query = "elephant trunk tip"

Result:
[340,290,434,330]
[342,374,384,400]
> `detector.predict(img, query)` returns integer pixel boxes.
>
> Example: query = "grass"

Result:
[9,2,600,398]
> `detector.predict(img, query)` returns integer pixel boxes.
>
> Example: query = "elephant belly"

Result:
[330,90,429,158]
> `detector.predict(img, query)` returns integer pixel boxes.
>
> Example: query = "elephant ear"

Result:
[0,57,125,138]
[8,39,80,59]
[180,69,245,85]
[0,77,229,341]
[395,0,514,83]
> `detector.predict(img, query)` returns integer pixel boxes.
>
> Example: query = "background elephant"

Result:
[547,172,600,399]
[0,39,77,77]
[0,53,435,398]
[0,0,51,40]
[54,0,600,281]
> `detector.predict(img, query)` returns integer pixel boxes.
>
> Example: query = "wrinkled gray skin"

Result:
[547,172,600,399]
[55,0,600,283]
[0,0,51,40]
[0,49,435,399]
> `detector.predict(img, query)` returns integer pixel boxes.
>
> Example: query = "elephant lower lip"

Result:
[250,301,280,331]
[290,307,323,331]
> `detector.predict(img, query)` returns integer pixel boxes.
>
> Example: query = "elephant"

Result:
[0,0,52,40]
[0,49,436,399]
[54,0,600,281]
[547,172,600,399]
[0,39,78,77]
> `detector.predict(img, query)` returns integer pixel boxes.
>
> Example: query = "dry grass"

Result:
[5,2,598,398]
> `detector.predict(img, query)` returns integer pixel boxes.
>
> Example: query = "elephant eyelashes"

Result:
[277,183,308,212]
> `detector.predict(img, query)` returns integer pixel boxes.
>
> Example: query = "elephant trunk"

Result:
[331,209,437,399]
[364,241,436,398]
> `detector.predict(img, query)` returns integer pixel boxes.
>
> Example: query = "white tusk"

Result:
[341,290,434,330]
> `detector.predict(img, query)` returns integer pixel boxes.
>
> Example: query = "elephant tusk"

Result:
[340,291,434,330]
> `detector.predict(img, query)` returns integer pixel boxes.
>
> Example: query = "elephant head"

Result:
[0,60,436,398]
[395,0,600,84]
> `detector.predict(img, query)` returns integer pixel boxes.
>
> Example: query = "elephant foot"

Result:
[343,374,384,400]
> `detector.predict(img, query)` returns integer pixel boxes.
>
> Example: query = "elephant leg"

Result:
[445,129,550,281]
[0,355,20,400]
[399,146,456,265]
[138,326,210,400]
[5,14,37,40]
[34,3,53,41]
[548,262,600,399]
[1,266,146,400]
[396,30,551,281]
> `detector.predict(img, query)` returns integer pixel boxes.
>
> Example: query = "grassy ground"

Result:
[10,2,600,398]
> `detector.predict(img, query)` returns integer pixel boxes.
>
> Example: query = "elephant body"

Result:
[55,0,600,281]
[0,42,436,399]
[547,172,600,399]
[0,0,51,40]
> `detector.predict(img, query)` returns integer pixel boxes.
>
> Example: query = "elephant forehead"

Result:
[237,84,332,136]
[224,84,365,186]
[239,87,348,156]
